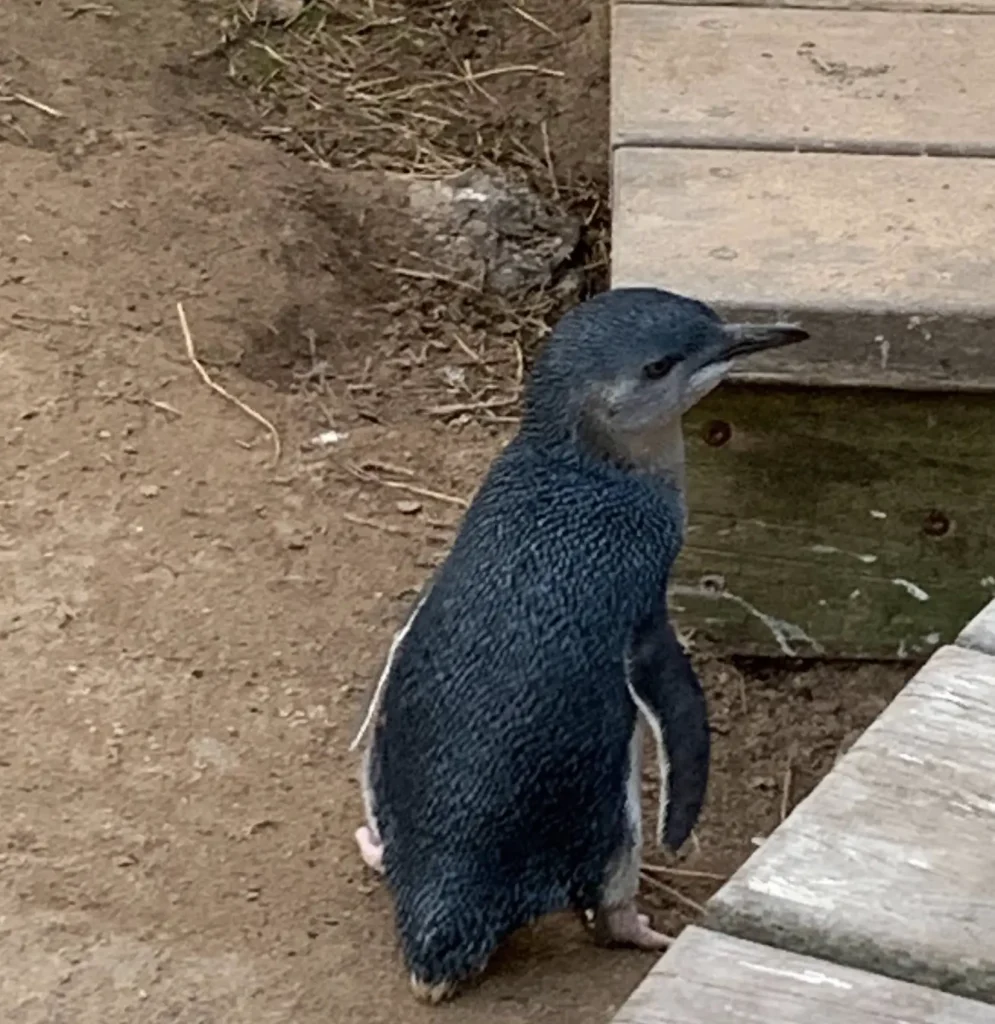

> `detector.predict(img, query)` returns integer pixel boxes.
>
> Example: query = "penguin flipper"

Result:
[348,572,437,753]
[626,606,710,852]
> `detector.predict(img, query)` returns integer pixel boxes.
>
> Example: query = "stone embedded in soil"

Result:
[255,0,305,23]
[406,169,581,298]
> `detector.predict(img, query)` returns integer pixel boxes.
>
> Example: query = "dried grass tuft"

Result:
[211,0,610,421]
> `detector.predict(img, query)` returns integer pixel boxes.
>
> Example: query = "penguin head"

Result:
[521,287,808,465]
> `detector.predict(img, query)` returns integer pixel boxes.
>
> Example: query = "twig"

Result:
[176,301,281,467]
[382,479,467,509]
[452,334,482,364]
[147,399,182,418]
[8,93,66,118]
[780,756,794,822]
[639,872,707,916]
[347,463,469,508]
[511,336,525,388]
[506,2,557,36]
[66,3,118,18]
[445,64,564,83]
[641,864,728,883]
[540,119,559,199]
[343,512,412,537]
[359,459,415,478]
[10,311,94,328]
[426,397,518,416]
[370,262,478,291]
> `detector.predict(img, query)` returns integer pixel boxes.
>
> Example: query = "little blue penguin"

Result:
[349,286,809,1002]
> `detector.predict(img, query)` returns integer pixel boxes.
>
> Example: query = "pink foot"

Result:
[593,902,673,951]
[355,825,384,874]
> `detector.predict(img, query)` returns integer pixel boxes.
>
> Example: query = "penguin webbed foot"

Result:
[409,974,460,1004]
[355,824,385,874]
[592,902,673,951]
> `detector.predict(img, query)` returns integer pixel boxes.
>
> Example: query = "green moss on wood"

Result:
[677,383,995,659]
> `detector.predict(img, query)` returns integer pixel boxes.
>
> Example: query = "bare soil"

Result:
[0,2,909,1022]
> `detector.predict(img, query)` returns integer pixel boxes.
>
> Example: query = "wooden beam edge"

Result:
[611,0,995,13]
[957,598,995,656]
[697,638,995,994]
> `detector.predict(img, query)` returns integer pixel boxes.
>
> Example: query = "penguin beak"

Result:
[711,322,810,363]
[682,323,808,413]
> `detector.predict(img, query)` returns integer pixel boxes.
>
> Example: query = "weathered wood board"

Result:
[612,6,995,155]
[611,146,995,391]
[613,926,995,1024]
[958,598,995,656]
[705,642,995,1001]
[675,384,995,658]
[619,0,995,11]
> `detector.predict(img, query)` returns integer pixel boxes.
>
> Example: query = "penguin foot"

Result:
[354,825,384,874]
[409,973,458,1004]
[593,903,674,951]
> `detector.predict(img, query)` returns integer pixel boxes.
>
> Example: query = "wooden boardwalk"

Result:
[610,2,995,1016]
[611,0,995,658]
[611,601,995,1022]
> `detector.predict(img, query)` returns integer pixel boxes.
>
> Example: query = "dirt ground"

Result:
[0,2,910,1022]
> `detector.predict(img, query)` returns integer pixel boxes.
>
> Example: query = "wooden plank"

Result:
[611,147,995,390]
[613,926,995,1023]
[617,0,995,15]
[705,643,995,1001]
[676,384,995,659]
[612,6,995,155]
[958,599,995,656]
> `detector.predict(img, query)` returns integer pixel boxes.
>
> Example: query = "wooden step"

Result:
[610,0,995,655]
[612,144,995,391]
[703,619,995,1001]
[613,926,995,1023]
[612,5,995,156]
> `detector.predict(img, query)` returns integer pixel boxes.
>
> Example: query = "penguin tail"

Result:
[391,869,509,1001]
[627,616,710,852]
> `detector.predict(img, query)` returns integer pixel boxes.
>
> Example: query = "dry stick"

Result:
[639,872,708,916]
[540,119,560,199]
[176,301,282,467]
[641,864,728,883]
[427,397,518,416]
[505,334,526,389]
[452,333,483,364]
[382,479,468,509]
[6,93,66,118]
[348,463,469,509]
[11,311,95,328]
[780,756,794,822]
[359,459,415,478]
[67,3,117,18]
[343,512,412,537]
[147,399,182,418]
[370,262,478,291]
[445,64,564,83]
[506,2,558,37]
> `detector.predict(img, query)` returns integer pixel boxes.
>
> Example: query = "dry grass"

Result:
[218,0,567,178]
[210,0,610,420]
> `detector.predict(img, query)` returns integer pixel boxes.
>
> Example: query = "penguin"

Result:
[349,286,809,1001]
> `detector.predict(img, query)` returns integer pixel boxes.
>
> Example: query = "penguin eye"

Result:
[642,355,681,380]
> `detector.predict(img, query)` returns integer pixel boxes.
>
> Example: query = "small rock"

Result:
[302,429,349,451]
[139,484,160,498]
[256,0,304,22]
[406,168,580,299]
[395,500,422,515]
